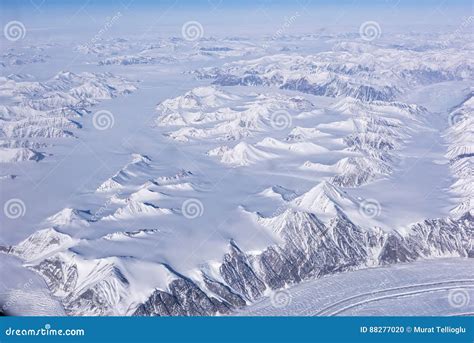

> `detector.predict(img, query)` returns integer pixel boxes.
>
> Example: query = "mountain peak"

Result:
[292,181,357,217]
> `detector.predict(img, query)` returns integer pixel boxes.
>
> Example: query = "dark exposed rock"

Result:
[203,276,246,307]
[219,240,266,301]
[133,277,229,316]
[133,209,468,317]
[33,257,78,294]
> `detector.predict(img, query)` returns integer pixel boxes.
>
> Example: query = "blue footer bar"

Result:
[0,316,472,343]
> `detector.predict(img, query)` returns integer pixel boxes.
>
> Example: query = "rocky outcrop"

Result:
[3,207,471,317]
[127,209,472,316]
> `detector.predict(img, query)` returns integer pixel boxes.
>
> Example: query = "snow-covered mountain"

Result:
[155,85,426,188]
[0,71,137,163]
[75,37,265,66]
[3,199,471,315]
[1,25,472,318]
[444,91,474,217]
[0,45,55,67]
[194,45,472,101]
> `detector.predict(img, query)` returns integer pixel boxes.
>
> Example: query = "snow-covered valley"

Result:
[0,3,472,317]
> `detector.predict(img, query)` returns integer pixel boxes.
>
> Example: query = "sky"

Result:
[0,1,472,42]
